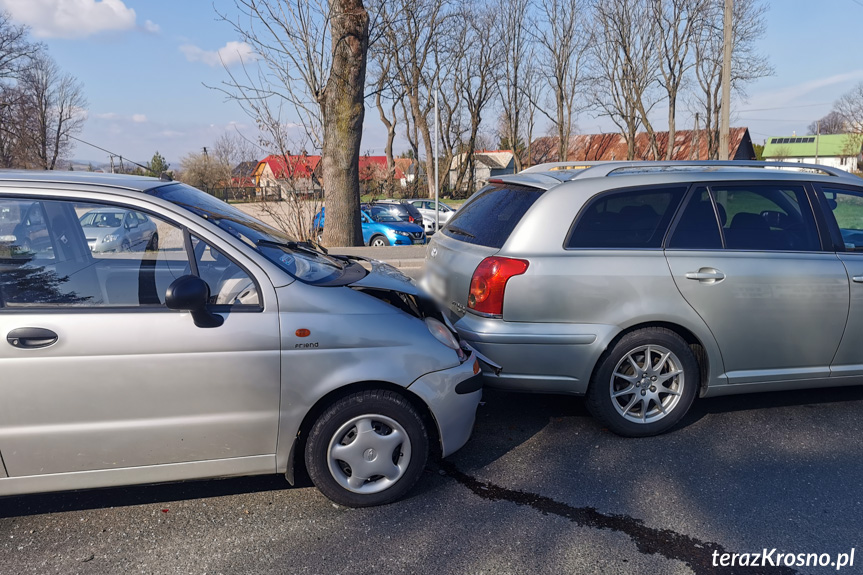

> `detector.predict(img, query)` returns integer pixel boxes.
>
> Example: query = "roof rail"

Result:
[521,160,860,181]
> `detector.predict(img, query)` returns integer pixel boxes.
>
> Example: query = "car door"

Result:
[815,184,863,379]
[0,195,280,480]
[664,183,848,385]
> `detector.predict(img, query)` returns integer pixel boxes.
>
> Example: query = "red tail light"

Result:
[468,257,529,316]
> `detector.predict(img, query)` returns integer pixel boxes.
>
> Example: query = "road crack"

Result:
[438,461,798,575]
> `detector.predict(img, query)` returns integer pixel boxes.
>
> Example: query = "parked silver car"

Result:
[79,207,158,252]
[407,198,456,232]
[424,160,863,437]
[0,171,482,507]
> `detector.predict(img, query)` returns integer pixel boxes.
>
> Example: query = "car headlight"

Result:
[102,234,118,243]
[392,230,410,237]
[425,317,461,352]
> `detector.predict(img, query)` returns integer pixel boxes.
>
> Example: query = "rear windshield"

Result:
[442,184,544,248]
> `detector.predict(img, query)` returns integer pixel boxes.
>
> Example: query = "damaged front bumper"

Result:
[408,352,484,458]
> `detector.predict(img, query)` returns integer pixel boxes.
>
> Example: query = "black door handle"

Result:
[7,327,58,349]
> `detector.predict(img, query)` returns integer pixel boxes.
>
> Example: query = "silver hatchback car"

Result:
[424,161,863,437]
[0,171,482,507]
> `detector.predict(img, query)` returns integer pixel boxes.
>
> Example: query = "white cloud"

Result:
[132,113,147,123]
[180,41,257,68]
[0,0,137,38]
[142,19,160,34]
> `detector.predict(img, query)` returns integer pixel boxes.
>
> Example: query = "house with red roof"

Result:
[253,153,323,199]
[253,153,413,199]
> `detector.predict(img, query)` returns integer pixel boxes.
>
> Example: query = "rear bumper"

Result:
[452,314,618,395]
[408,355,482,457]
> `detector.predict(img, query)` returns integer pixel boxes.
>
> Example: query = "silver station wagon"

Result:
[0,171,483,507]
[424,161,863,437]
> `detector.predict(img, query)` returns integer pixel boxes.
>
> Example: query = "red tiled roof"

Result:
[256,154,407,183]
[358,155,406,181]
[529,128,754,164]
[256,154,322,180]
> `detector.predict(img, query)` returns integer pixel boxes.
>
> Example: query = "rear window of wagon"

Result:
[442,184,545,248]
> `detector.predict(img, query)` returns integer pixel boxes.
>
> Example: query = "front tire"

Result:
[587,328,698,437]
[369,235,390,247]
[305,390,429,507]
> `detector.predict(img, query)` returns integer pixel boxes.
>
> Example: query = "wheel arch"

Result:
[589,321,710,398]
[368,233,387,246]
[285,380,442,485]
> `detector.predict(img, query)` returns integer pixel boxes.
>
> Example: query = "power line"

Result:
[736,102,832,113]
[67,134,151,173]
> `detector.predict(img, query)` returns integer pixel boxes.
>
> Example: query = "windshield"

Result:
[148,182,350,284]
[369,207,399,222]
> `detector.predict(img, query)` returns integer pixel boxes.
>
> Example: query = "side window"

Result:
[0,200,53,260]
[192,236,260,307]
[820,187,863,252]
[711,184,820,251]
[668,187,723,249]
[0,198,189,307]
[567,186,686,249]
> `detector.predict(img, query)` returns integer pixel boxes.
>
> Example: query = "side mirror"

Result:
[165,275,224,328]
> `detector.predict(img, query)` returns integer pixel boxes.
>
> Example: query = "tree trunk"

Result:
[320,0,369,247]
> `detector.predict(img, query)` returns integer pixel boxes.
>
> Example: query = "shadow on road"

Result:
[0,474,294,519]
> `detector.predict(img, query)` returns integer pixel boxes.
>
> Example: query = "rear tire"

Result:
[305,389,429,507]
[587,328,698,437]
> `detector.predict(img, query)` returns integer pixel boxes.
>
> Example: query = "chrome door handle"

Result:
[7,327,58,349]
[853,276,863,283]
[685,268,726,283]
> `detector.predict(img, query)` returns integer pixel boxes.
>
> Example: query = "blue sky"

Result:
[1,0,861,166]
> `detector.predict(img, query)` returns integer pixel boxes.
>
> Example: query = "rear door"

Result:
[665,183,848,385]
[424,183,545,320]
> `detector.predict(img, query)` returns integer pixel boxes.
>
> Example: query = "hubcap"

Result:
[609,344,684,424]
[326,414,411,494]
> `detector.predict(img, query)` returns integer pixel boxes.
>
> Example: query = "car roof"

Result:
[498,160,863,189]
[0,170,174,195]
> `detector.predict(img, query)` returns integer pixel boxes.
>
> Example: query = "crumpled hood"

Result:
[341,256,423,296]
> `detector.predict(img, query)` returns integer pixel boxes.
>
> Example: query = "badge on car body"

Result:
[430,247,437,258]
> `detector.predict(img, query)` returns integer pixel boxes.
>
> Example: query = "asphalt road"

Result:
[2,384,862,575]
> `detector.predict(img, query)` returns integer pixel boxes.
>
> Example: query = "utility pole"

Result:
[719,0,733,160]
[815,120,820,164]
[692,113,700,160]
[434,83,440,233]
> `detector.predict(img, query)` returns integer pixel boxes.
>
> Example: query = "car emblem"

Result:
[431,247,438,258]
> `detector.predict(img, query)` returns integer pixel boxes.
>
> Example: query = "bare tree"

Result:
[534,0,591,162]
[439,3,501,195]
[815,107,852,135]
[217,0,369,247]
[691,0,771,159]
[521,46,543,168]
[378,0,449,198]
[17,53,86,170]
[651,0,707,159]
[495,0,531,172]
[592,0,660,160]
[0,13,42,168]
[368,50,401,195]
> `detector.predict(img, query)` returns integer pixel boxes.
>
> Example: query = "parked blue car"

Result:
[313,206,426,246]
